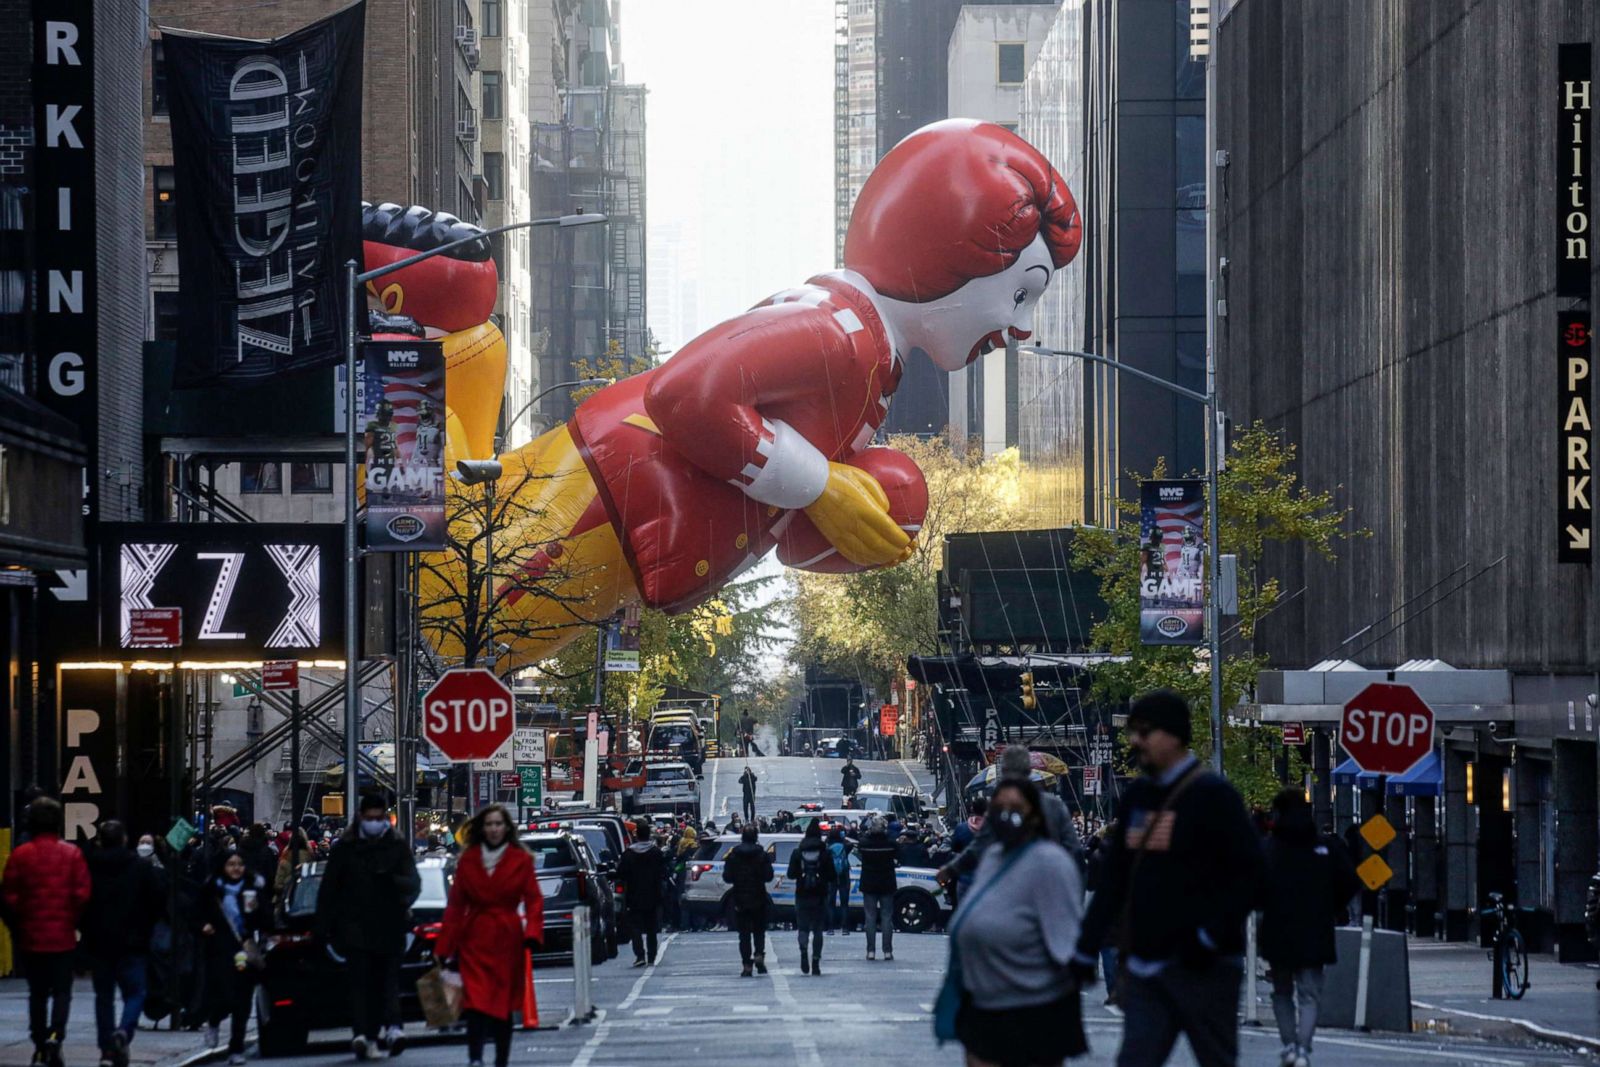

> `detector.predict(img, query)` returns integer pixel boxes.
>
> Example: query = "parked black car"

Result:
[255,858,452,1058]
[1585,870,1600,987]
[520,831,617,967]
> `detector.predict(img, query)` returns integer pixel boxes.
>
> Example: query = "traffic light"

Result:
[1019,671,1037,710]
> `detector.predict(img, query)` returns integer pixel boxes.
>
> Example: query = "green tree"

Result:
[792,434,1032,690]
[1071,422,1366,806]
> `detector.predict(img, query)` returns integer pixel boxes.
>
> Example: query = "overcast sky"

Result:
[624,0,836,348]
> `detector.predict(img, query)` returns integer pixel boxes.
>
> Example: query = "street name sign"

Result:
[1340,683,1435,776]
[423,668,516,763]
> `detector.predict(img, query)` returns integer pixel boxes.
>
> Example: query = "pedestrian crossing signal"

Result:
[1019,671,1037,710]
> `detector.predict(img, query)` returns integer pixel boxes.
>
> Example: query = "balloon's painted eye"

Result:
[1013,287,1028,307]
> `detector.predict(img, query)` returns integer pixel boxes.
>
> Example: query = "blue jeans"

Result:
[828,879,851,931]
[861,892,894,954]
[92,954,146,1051]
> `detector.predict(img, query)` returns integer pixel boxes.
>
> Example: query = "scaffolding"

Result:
[833,0,851,267]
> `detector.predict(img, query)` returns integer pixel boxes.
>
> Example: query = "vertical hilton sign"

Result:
[1560,43,1593,564]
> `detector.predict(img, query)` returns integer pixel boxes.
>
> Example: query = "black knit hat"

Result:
[1128,689,1192,745]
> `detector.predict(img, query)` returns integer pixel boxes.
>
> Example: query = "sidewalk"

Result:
[1405,936,1600,1050]
[0,978,224,1067]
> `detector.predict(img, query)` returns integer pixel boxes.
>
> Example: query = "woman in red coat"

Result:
[437,805,543,1067]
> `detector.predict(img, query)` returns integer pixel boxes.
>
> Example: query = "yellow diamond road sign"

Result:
[1360,813,1397,852]
[1357,853,1394,891]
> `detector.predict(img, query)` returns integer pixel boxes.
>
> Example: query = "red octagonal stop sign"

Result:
[423,668,515,763]
[1341,683,1435,776]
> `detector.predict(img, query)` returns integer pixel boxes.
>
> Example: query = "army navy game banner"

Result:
[1139,479,1206,646]
[362,339,447,550]
[162,3,364,387]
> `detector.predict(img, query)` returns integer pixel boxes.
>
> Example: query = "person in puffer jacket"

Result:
[2,797,91,1066]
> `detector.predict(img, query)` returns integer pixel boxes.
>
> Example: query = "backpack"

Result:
[798,849,825,893]
[829,841,848,876]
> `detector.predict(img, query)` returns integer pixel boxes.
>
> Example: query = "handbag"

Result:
[416,963,464,1028]
[933,841,1035,1045]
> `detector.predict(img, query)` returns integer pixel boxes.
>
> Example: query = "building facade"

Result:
[1217,0,1600,957]
[833,0,877,267]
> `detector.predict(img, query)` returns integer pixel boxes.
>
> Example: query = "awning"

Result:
[1386,750,1443,797]
[1331,757,1383,787]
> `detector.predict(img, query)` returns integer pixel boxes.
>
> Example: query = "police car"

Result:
[853,785,945,834]
[635,760,701,816]
[680,832,949,934]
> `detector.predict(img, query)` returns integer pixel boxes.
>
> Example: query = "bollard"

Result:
[1353,915,1374,1030]
[1243,912,1259,1024]
[521,947,539,1030]
[571,904,596,1024]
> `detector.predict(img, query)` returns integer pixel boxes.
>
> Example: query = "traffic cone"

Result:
[521,947,539,1030]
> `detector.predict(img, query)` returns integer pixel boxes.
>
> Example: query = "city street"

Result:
[699,755,930,821]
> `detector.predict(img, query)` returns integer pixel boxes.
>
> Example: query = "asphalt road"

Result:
[699,755,928,823]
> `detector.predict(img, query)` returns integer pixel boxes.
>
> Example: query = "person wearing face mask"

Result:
[437,805,543,1067]
[196,851,268,1065]
[315,793,421,1061]
[84,820,165,1067]
[1069,690,1264,1067]
[940,777,1085,1066]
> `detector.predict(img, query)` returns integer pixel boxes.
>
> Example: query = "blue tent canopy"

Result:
[1331,756,1383,787]
[1386,750,1442,797]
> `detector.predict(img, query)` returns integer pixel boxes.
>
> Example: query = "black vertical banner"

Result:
[1560,311,1593,564]
[162,3,365,387]
[1559,43,1592,299]
[31,0,97,522]
[58,668,118,843]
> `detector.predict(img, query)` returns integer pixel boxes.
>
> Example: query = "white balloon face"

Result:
[876,234,1056,373]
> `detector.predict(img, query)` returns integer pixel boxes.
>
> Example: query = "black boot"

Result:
[755,954,768,975]
[811,953,822,976]
[800,953,811,975]
[740,962,753,977]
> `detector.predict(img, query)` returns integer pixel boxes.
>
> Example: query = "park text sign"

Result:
[1560,44,1593,564]
[1340,683,1434,777]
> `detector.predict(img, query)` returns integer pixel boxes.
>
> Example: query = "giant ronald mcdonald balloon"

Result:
[367,120,1081,668]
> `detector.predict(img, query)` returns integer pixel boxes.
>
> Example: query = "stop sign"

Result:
[423,669,515,763]
[1340,683,1435,776]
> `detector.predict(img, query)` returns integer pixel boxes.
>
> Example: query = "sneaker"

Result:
[44,1038,62,1067]
[99,1058,114,1067]
[1278,1048,1297,1067]
[112,1031,129,1060]
[866,951,876,960]
[800,954,811,975]
[1292,1054,1309,1067]
[352,1036,370,1061]
[631,956,647,968]
[884,952,894,961]
[386,1026,407,1057]
[229,1055,247,1066]
[755,955,768,975]
[648,956,657,966]
[205,1026,220,1050]
[741,963,753,977]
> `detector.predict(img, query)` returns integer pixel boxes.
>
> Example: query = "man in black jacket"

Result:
[1071,690,1264,1067]
[739,765,758,824]
[721,826,775,976]
[315,794,421,1061]
[786,822,836,975]
[85,820,165,1067]
[855,819,897,961]
[616,833,668,967]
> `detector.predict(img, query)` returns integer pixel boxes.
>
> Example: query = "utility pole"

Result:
[1203,0,1225,772]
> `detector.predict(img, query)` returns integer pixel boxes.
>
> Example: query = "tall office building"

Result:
[945,4,1060,460]
[529,0,648,427]
[833,0,877,267]
[873,0,1059,438]
[1077,0,1207,524]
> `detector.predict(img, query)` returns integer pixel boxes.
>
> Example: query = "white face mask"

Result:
[872,233,1056,373]
[360,818,389,838]
[136,843,155,858]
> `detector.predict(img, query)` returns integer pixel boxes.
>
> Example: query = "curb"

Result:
[1412,999,1600,1054]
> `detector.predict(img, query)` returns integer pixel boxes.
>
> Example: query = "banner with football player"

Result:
[1139,479,1206,645]
[362,339,446,550]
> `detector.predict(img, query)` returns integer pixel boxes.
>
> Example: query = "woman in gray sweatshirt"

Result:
[949,776,1086,1065]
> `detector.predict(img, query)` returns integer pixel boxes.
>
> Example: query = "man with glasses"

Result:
[1070,690,1264,1067]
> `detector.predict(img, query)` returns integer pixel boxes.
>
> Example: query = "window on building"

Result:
[151,41,168,116]
[153,167,177,239]
[997,43,1026,85]
[290,462,333,494]
[152,290,181,342]
[482,0,502,36]
[240,462,282,494]
[482,71,502,121]
[483,152,504,200]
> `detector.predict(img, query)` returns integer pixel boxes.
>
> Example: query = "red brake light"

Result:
[414,922,443,941]
[269,932,313,948]
[273,998,295,1007]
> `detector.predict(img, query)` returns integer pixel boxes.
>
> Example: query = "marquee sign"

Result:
[1561,311,1593,563]
[98,523,344,659]
[1559,43,1592,299]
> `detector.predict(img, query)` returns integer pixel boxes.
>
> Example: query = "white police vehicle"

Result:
[680,832,949,934]
[636,760,701,816]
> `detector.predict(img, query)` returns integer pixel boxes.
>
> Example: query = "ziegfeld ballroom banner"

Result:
[162,3,364,387]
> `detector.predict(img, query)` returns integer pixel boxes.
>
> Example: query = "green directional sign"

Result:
[517,764,543,817]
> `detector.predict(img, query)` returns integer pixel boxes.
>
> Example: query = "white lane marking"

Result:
[618,932,677,1009]
[766,945,823,1067]
[709,759,720,815]
[633,1006,672,1016]
[1412,999,1600,1052]
[571,933,678,1067]
[731,1004,770,1013]
[565,1008,610,1067]
[895,759,923,792]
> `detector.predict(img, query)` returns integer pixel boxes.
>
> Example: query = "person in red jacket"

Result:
[436,805,544,1067]
[2,797,91,1066]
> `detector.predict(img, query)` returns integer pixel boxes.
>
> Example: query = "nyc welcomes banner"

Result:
[362,339,447,550]
[1139,479,1206,646]
[162,4,364,387]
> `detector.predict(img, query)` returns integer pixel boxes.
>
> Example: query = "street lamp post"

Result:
[1023,344,1225,772]
[342,212,608,821]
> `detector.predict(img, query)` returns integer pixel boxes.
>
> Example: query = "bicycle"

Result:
[1481,891,1531,1000]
